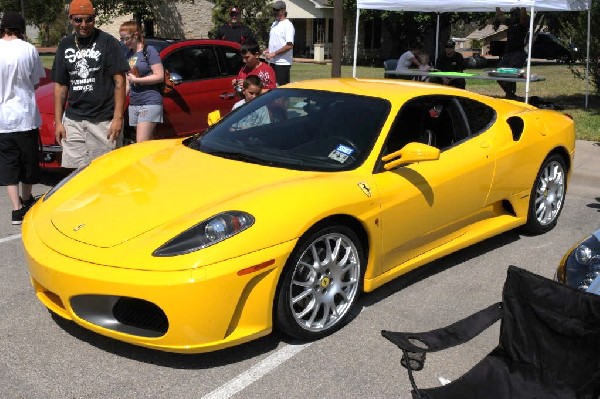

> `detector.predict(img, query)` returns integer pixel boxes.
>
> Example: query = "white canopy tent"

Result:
[353,0,592,106]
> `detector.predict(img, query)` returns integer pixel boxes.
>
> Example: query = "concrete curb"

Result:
[570,140,600,200]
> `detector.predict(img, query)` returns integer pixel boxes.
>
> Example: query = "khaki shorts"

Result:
[61,116,123,168]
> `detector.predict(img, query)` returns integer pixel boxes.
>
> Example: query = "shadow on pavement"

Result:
[51,311,285,368]
[587,197,600,212]
[357,229,522,309]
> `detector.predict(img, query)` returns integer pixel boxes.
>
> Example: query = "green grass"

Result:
[41,55,54,69]
[291,62,600,142]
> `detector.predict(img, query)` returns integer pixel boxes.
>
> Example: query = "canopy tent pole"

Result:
[353,9,360,78]
[435,14,440,66]
[524,6,536,103]
[585,7,590,108]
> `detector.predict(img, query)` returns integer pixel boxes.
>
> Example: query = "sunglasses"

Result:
[120,35,131,42]
[230,12,239,17]
[72,16,95,24]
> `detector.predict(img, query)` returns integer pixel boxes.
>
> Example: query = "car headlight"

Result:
[563,229,600,291]
[153,211,254,257]
[44,166,88,201]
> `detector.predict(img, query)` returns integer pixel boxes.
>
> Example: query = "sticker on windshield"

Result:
[328,144,354,163]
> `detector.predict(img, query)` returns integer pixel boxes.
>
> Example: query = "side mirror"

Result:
[381,142,440,170]
[169,71,183,86]
[207,110,222,126]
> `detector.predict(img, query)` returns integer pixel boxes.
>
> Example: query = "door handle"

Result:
[220,92,236,99]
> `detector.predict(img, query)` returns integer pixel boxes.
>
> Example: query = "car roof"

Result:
[145,37,241,53]
[145,37,180,52]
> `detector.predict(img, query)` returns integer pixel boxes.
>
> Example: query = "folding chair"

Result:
[382,266,600,399]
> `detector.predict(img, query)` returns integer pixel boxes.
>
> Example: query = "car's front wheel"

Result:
[523,153,567,234]
[275,225,364,340]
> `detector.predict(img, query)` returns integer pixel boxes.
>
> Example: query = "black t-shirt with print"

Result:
[438,51,465,73]
[506,21,528,53]
[52,29,129,122]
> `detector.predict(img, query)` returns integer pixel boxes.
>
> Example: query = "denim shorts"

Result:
[129,104,163,125]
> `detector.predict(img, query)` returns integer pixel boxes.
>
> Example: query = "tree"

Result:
[94,0,194,25]
[554,5,599,95]
[335,0,493,63]
[210,0,272,47]
[0,0,65,45]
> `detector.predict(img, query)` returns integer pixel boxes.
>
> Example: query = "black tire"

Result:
[523,153,567,234]
[275,224,364,340]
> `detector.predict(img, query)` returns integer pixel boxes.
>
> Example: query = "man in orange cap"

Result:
[216,6,255,44]
[52,0,130,168]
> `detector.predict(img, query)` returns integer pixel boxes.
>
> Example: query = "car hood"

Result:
[35,82,54,113]
[48,141,325,248]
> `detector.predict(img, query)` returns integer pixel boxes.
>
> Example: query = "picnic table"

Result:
[385,70,546,83]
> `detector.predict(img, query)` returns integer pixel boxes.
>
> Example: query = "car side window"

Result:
[218,46,243,76]
[456,97,496,136]
[385,95,468,154]
[162,46,220,82]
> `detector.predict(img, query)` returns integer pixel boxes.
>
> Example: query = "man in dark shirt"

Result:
[52,0,129,168]
[436,40,466,89]
[495,7,529,99]
[216,7,256,45]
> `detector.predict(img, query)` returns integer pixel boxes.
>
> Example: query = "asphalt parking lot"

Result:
[0,140,598,399]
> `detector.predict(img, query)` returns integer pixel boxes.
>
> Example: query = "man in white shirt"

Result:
[0,11,45,225]
[394,44,424,81]
[263,0,295,86]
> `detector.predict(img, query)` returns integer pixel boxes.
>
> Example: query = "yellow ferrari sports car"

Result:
[23,78,575,353]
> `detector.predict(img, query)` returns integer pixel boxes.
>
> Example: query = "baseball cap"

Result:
[69,0,95,16]
[445,40,456,48]
[273,1,286,10]
[1,11,25,31]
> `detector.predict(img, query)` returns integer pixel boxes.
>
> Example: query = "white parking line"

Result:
[0,234,21,244]
[201,342,312,399]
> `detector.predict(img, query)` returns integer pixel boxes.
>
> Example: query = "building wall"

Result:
[99,0,215,39]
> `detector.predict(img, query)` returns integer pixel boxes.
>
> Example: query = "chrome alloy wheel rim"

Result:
[534,160,565,226]
[289,233,361,332]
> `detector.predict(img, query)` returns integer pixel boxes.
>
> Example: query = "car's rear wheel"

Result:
[275,225,364,340]
[523,153,567,234]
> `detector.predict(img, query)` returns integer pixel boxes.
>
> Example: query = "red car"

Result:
[36,38,242,168]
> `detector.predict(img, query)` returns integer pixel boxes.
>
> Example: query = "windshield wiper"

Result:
[207,150,305,167]
[206,150,279,166]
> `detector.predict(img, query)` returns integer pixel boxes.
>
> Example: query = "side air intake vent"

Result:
[507,117,524,141]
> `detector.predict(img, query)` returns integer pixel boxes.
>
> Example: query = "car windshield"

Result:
[187,88,390,171]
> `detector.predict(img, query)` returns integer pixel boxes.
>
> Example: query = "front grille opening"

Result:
[71,294,169,338]
[113,297,169,335]
[32,279,70,319]
[45,290,65,311]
